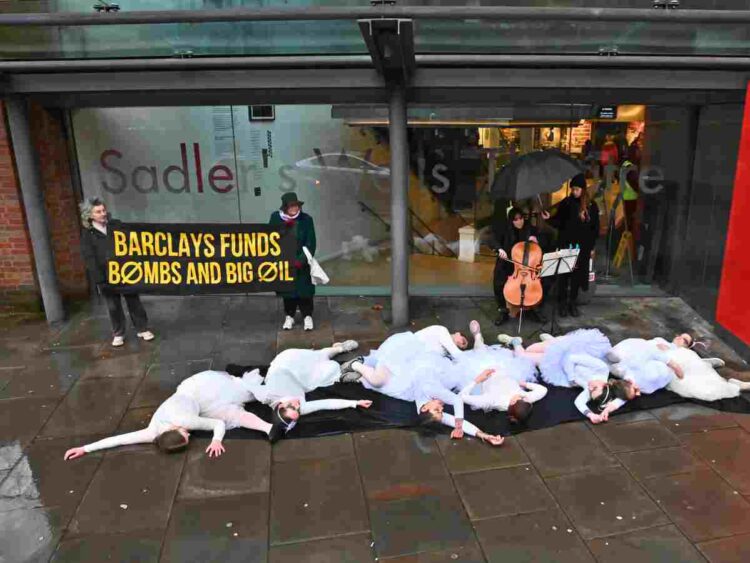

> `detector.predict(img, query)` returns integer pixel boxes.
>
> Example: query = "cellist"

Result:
[492,207,549,325]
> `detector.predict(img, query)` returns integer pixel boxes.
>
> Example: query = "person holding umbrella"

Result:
[490,149,584,324]
[546,174,600,318]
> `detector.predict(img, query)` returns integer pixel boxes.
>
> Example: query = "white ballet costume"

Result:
[666,347,747,401]
[82,369,265,453]
[611,338,674,394]
[253,348,360,414]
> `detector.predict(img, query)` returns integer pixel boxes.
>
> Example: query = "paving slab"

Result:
[177,438,270,500]
[454,465,556,521]
[436,434,529,474]
[272,434,354,464]
[116,407,158,434]
[212,339,276,371]
[270,455,368,545]
[50,530,163,563]
[587,524,705,563]
[0,347,99,399]
[368,490,475,560]
[380,540,486,562]
[652,404,738,435]
[591,420,681,453]
[616,447,707,481]
[78,351,153,381]
[473,508,595,563]
[39,377,140,439]
[131,359,212,408]
[269,533,376,563]
[355,430,450,499]
[0,436,103,520]
[67,449,184,537]
[518,422,619,478]
[681,427,750,495]
[0,506,66,563]
[697,532,750,563]
[0,398,57,470]
[161,493,268,563]
[642,469,750,542]
[546,467,669,540]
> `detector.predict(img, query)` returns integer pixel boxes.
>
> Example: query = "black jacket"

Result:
[80,219,122,284]
[496,223,538,257]
[548,196,599,254]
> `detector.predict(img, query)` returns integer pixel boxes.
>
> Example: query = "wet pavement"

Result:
[0,294,749,562]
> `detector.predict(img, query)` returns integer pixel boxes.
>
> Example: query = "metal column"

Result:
[5,97,65,323]
[388,83,409,327]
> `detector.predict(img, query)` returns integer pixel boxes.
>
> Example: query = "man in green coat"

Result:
[269,192,317,331]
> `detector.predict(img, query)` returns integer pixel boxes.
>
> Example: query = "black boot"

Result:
[558,302,568,318]
[494,310,509,326]
[569,301,581,318]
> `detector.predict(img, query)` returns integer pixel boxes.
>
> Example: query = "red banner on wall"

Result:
[716,83,750,345]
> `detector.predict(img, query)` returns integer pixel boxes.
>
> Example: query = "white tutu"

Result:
[539,329,611,387]
[667,348,741,401]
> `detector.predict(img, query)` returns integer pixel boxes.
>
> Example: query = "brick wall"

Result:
[0,101,88,310]
[0,100,37,307]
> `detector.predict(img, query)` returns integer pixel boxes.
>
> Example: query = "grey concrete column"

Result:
[5,96,65,323]
[388,82,409,327]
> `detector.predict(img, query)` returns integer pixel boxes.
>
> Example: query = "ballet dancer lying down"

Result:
[340,331,505,446]
[247,340,373,441]
[64,341,372,459]
[454,320,547,424]
[64,368,275,460]
[499,329,618,423]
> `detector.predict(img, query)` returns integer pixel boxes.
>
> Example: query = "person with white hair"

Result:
[79,198,154,347]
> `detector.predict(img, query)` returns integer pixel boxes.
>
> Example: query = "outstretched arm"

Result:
[300,399,366,415]
[65,427,159,459]
[441,414,504,446]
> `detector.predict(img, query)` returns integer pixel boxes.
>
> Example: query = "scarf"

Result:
[279,209,301,223]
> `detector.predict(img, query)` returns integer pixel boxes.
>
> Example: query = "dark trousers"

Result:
[102,290,148,336]
[493,259,511,311]
[557,271,583,305]
[283,297,314,317]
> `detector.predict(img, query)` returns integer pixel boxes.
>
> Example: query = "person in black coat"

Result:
[492,207,547,325]
[269,192,317,331]
[547,174,600,318]
[79,198,154,347]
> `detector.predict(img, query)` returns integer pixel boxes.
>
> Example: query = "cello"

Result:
[502,239,543,323]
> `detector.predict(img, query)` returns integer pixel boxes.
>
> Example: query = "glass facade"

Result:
[73,102,687,295]
[2,1,749,59]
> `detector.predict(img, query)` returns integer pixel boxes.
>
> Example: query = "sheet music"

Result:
[541,248,580,277]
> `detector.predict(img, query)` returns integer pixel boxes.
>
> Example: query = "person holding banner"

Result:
[79,198,155,347]
[269,192,317,331]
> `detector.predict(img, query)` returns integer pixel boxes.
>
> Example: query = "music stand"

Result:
[539,248,580,335]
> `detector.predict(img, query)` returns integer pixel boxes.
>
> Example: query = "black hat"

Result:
[280,192,304,211]
[570,173,587,189]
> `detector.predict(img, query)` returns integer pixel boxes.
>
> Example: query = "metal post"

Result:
[5,97,65,323]
[389,82,409,327]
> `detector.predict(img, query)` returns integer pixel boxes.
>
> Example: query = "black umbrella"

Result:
[491,149,584,201]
